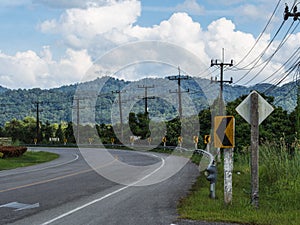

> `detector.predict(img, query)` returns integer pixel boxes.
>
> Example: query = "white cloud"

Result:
[2,0,299,89]
[39,0,141,49]
[0,48,92,89]
[175,0,205,15]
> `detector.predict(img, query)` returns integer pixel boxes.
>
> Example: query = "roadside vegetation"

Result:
[0,151,59,170]
[177,93,300,225]
[0,89,299,224]
[179,141,300,225]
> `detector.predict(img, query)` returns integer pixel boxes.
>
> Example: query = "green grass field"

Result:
[179,143,300,225]
[0,151,59,170]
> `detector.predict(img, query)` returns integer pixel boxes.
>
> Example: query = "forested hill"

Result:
[0,76,297,126]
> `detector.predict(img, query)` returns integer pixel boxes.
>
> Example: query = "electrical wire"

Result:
[263,59,300,94]
[241,20,298,85]
[233,20,287,84]
[271,68,299,106]
[258,47,300,84]
[234,0,282,68]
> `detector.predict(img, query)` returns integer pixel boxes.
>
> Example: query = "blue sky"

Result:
[0,0,298,89]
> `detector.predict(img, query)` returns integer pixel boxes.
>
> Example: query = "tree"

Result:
[129,112,151,139]
[64,122,76,143]
[55,124,64,143]
[198,108,212,149]
[42,120,53,143]
[5,118,22,142]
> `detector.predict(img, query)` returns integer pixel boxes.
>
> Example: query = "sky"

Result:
[0,0,299,89]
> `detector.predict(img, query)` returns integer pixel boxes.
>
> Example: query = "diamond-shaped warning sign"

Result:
[214,116,235,148]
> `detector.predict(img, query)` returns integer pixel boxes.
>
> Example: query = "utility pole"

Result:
[211,49,233,115]
[296,65,300,142]
[112,90,126,143]
[284,3,300,140]
[72,97,87,144]
[138,85,155,114]
[167,66,190,119]
[211,49,234,204]
[74,98,80,144]
[32,101,43,143]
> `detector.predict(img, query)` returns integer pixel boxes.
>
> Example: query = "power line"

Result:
[241,20,298,85]
[258,47,300,84]
[263,60,300,95]
[234,20,286,84]
[234,0,283,68]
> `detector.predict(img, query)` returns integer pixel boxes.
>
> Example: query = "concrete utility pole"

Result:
[167,66,190,119]
[210,49,234,204]
[284,1,300,138]
[73,98,86,144]
[210,49,233,115]
[297,80,300,141]
[138,85,155,114]
[32,101,43,143]
[112,90,126,143]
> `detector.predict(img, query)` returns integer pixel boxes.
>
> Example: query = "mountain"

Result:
[0,77,297,126]
[0,86,9,93]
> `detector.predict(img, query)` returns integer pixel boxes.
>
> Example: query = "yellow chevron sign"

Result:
[214,116,235,148]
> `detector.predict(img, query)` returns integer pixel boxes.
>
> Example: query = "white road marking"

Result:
[0,202,40,211]
[41,154,165,225]
[0,154,79,177]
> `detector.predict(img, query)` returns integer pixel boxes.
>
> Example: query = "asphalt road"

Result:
[0,147,200,225]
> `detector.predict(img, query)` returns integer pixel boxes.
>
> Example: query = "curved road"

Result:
[0,147,199,225]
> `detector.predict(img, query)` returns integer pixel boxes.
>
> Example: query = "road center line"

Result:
[0,157,117,194]
[40,154,165,225]
[0,153,79,178]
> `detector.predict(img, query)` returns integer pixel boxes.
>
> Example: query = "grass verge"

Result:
[178,143,300,225]
[0,151,59,170]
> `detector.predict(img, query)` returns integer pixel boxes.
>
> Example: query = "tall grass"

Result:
[178,141,300,225]
[259,140,300,191]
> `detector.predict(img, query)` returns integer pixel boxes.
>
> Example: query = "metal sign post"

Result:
[250,92,259,208]
[236,91,274,208]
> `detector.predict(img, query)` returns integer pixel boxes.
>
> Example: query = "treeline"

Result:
[0,93,299,152]
[199,93,299,153]
[0,76,299,127]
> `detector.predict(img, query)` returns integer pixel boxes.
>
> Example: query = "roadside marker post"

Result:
[178,136,183,148]
[204,135,211,153]
[162,136,167,150]
[193,136,199,149]
[236,91,274,208]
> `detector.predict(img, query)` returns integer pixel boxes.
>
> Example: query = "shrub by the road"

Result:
[0,146,27,158]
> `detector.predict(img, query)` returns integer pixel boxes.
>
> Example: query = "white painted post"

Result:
[224,148,233,204]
